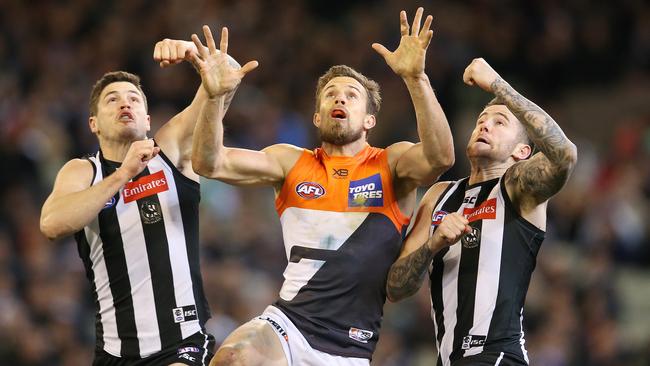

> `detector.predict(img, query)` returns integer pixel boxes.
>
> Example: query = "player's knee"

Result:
[211,342,252,366]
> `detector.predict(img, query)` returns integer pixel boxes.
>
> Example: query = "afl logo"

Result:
[431,210,448,226]
[296,182,325,199]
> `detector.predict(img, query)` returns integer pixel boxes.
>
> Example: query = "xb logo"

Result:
[332,168,348,178]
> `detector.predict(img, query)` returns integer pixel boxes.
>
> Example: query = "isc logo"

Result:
[296,182,326,199]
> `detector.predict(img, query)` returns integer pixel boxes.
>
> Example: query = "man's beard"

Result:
[319,122,364,145]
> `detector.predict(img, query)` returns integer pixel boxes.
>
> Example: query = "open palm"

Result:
[189,26,258,98]
[373,7,433,78]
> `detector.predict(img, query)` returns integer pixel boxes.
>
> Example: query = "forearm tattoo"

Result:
[491,78,576,201]
[491,77,574,166]
[387,243,434,301]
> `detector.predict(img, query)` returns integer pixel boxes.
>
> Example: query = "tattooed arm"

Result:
[463,58,577,210]
[387,182,471,302]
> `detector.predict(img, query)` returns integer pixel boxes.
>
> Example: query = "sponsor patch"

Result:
[178,353,196,362]
[348,173,383,207]
[463,195,477,204]
[349,327,374,343]
[259,316,289,342]
[177,346,201,354]
[461,334,486,350]
[296,182,326,199]
[173,305,198,324]
[431,210,448,226]
[103,196,116,209]
[139,200,162,224]
[123,170,168,203]
[461,227,481,249]
[463,198,497,223]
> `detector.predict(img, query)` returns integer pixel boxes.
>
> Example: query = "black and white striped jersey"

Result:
[74,149,210,358]
[428,177,545,365]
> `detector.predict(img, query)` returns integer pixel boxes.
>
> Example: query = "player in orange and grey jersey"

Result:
[188,8,455,366]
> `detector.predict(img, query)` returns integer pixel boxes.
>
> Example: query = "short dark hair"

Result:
[89,71,147,116]
[485,97,535,150]
[315,65,381,115]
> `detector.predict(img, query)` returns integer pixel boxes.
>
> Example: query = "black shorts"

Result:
[453,351,527,366]
[93,331,215,366]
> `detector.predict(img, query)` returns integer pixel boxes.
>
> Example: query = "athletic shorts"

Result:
[258,305,370,366]
[452,350,528,366]
[93,331,215,366]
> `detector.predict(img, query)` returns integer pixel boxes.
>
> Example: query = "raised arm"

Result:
[373,7,454,190]
[463,58,578,209]
[188,26,301,188]
[40,140,160,240]
[152,37,240,175]
[386,182,470,302]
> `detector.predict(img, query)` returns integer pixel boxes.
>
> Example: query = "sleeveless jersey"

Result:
[273,145,410,359]
[428,177,545,365]
[74,149,211,358]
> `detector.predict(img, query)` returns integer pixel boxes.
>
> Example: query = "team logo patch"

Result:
[123,170,168,203]
[296,182,326,199]
[463,198,497,223]
[139,200,162,224]
[461,334,486,350]
[348,173,383,207]
[103,196,116,209]
[461,227,481,248]
[177,346,200,354]
[431,210,448,226]
[349,327,374,343]
[259,316,289,342]
[173,305,198,324]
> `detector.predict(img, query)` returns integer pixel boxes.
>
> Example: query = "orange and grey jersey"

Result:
[74,149,211,359]
[273,145,410,359]
[428,177,545,365]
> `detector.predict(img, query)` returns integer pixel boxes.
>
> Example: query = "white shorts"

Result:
[258,305,370,366]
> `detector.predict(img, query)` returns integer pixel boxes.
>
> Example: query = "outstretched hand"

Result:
[189,25,258,99]
[372,7,433,78]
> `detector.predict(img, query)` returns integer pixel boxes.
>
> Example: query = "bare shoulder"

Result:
[386,141,415,166]
[420,181,453,209]
[53,158,94,192]
[261,143,305,173]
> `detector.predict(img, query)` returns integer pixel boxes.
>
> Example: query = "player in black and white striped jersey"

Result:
[385,58,578,365]
[39,29,242,366]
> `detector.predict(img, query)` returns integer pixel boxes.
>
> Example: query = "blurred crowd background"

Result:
[1,0,649,365]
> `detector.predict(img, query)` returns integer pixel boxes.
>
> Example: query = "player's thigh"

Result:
[211,319,287,366]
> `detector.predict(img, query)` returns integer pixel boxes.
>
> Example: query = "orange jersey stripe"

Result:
[275,145,410,231]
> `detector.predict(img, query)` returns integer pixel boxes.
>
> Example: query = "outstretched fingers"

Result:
[239,60,259,76]
[411,7,423,36]
[399,10,409,36]
[371,43,391,59]
[202,25,218,55]
[191,33,207,60]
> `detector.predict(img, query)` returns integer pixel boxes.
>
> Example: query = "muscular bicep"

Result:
[391,141,453,196]
[206,144,302,187]
[505,152,573,209]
